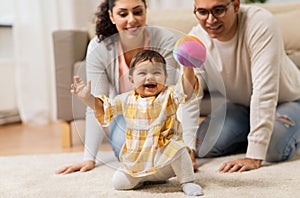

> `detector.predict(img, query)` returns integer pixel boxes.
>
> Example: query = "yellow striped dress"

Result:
[95,77,199,177]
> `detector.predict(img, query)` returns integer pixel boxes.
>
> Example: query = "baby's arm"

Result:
[71,76,104,115]
[182,67,198,99]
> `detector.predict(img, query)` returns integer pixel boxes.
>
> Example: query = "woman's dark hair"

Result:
[129,50,167,76]
[95,0,147,42]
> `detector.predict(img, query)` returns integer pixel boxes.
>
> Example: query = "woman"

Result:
[56,0,200,174]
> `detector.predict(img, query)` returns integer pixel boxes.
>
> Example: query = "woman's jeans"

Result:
[195,99,300,162]
[109,115,126,160]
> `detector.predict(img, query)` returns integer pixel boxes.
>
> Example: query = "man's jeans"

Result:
[196,99,300,162]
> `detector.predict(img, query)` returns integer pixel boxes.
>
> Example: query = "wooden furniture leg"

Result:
[59,120,72,148]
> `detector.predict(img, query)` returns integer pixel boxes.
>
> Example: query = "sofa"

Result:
[52,2,300,147]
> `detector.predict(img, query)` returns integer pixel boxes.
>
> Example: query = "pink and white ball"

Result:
[173,36,206,68]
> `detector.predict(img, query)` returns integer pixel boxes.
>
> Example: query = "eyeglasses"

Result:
[194,1,233,21]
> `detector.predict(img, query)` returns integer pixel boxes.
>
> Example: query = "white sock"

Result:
[181,182,203,196]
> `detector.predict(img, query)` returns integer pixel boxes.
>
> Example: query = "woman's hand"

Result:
[218,158,262,173]
[55,160,95,174]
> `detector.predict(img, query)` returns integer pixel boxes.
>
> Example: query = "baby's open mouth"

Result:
[144,83,156,88]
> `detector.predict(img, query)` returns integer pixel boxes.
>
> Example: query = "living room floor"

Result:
[1,118,206,156]
[0,121,112,156]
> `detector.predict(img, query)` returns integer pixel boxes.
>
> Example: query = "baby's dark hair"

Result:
[129,50,167,76]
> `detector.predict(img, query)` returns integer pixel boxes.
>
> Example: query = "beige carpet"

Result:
[1,151,300,198]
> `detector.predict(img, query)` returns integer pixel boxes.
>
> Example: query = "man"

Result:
[191,0,300,172]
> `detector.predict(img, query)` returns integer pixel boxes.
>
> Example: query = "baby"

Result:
[71,50,203,196]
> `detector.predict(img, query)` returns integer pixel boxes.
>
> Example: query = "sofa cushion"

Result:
[258,2,300,14]
[274,10,300,54]
[147,8,198,34]
[52,30,89,121]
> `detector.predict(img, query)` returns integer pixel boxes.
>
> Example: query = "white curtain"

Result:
[13,0,98,124]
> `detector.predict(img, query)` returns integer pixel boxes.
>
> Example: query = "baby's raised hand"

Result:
[70,76,92,102]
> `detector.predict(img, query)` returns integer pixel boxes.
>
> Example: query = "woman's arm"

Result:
[55,76,104,175]
[84,38,115,162]
[56,39,114,174]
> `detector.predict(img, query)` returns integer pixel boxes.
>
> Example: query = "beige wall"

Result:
[148,0,194,9]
